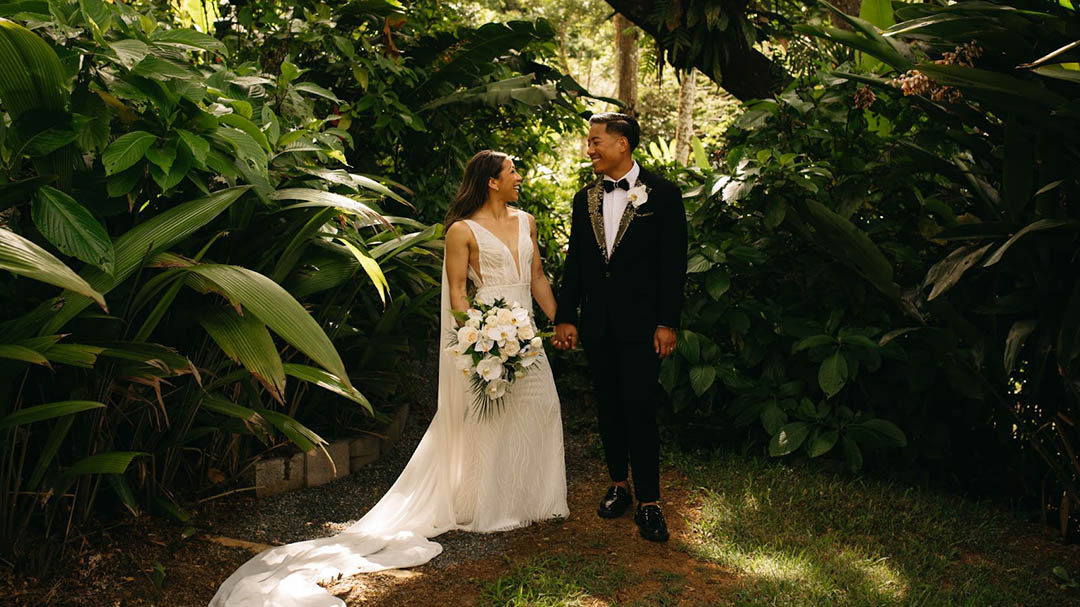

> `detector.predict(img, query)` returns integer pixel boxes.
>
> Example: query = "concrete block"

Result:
[255,452,304,498]
[380,403,410,453]
[349,434,381,470]
[305,440,350,487]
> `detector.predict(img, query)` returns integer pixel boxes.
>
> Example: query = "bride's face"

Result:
[490,157,523,202]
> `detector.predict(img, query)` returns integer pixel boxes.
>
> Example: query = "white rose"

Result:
[467,308,483,322]
[457,325,479,347]
[475,335,495,353]
[485,378,508,400]
[476,356,504,381]
[495,308,513,326]
[502,339,521,357]
[447,344,462,357]
[466,317,481,329]
[627,185,648,208]
[485,325,504,342]
[517,323,536,341]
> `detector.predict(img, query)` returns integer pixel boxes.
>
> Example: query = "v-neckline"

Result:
[468,214,523,279]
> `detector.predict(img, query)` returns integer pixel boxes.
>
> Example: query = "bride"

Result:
[209,150,568,606]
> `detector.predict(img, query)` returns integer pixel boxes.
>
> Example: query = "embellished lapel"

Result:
[608,171,653,260]
[586,178,607,259]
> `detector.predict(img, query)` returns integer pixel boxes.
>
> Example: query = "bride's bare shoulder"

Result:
[446,220,477,245]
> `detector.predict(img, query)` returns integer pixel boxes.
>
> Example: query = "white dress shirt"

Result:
[602,162,640,255]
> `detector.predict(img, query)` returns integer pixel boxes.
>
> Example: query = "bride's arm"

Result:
[527,213,557,323]
[445,221,472,314]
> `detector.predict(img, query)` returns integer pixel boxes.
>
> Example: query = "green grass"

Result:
[476,554,628,606]
[677,452,1077,607]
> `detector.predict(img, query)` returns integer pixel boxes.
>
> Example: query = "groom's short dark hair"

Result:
[589,112,640,151]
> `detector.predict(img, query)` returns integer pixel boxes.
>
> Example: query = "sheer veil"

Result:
[208,261,467,607]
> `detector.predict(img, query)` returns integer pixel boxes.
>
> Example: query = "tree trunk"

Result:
[830,0,862,31]
[613,13,639,115]
[674,69,697,165]
[604,0,789,101]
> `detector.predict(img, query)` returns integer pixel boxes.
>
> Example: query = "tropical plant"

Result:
[0,0,442,569]
[653,0,1079,534]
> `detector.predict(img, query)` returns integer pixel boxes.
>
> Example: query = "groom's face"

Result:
[587,123,628,176]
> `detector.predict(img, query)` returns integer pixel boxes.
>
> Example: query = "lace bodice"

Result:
[463,211,531,291]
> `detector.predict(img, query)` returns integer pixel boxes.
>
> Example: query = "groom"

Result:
[553,112,687,542]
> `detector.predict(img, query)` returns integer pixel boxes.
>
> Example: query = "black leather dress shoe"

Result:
[597,485,632,518]
[634,504,669,542]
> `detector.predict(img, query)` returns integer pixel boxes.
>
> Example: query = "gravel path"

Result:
[208,346,596,570]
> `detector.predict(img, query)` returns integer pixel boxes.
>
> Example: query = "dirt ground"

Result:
[319,465,736,607]
[2,452,733,607]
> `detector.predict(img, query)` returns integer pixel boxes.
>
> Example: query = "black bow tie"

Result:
[602,178,630,193]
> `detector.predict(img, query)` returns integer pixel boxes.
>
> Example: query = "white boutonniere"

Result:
[627,184,648,208]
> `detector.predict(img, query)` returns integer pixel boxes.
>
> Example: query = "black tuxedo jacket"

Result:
[556,167,688,344]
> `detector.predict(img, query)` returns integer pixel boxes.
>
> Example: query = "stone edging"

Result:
[253,403,410,498]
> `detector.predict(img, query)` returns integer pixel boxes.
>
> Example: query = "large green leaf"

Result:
[186,265,350,384]
[149,28,227,54]
[689,364,717,396]
[847,418,907,449]
[31,186,115,274]
[794,23,912,73]
[0,227,107,310]
[421,74,555,111]
[768,421,811,456]
[0,400,104,429]
[0,343,50,366]
[294,81,342,103]
[199,307,286,403]
[917,63,1068,109]
[856,0,896,70]
[859,0,896,29]
[792,335,836,353]
[338,238,389,305]
[271,188,388,227]
[982,219,1076,268]
[64,451,147,476]
[924,243,993,300]
[283,363,371,414]
[27,414,74,489]
[807,429,840,458]
[0,18,66,120]
[39,186,250,335]
[298,167,411,206]
[102,130,156,175]
[1003,318,1037,374]
[818,351,849,398]
[760,400,788,435]
[257,408,326,452]
[801,200,899,299]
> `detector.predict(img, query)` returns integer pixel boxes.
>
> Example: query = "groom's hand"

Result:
[553,323,578,351]
[654,326,677,358]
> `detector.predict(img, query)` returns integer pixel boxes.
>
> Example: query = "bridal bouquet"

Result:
[447,297,549,419]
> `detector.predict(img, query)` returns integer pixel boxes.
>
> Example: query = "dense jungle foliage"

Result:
[0,0,1078,574]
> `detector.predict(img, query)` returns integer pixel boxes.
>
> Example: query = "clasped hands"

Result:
[551,324,677,359]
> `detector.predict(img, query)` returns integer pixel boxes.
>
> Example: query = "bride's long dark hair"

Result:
[444,150,509,228]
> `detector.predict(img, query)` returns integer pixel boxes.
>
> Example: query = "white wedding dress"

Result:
[209,211,568,607]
